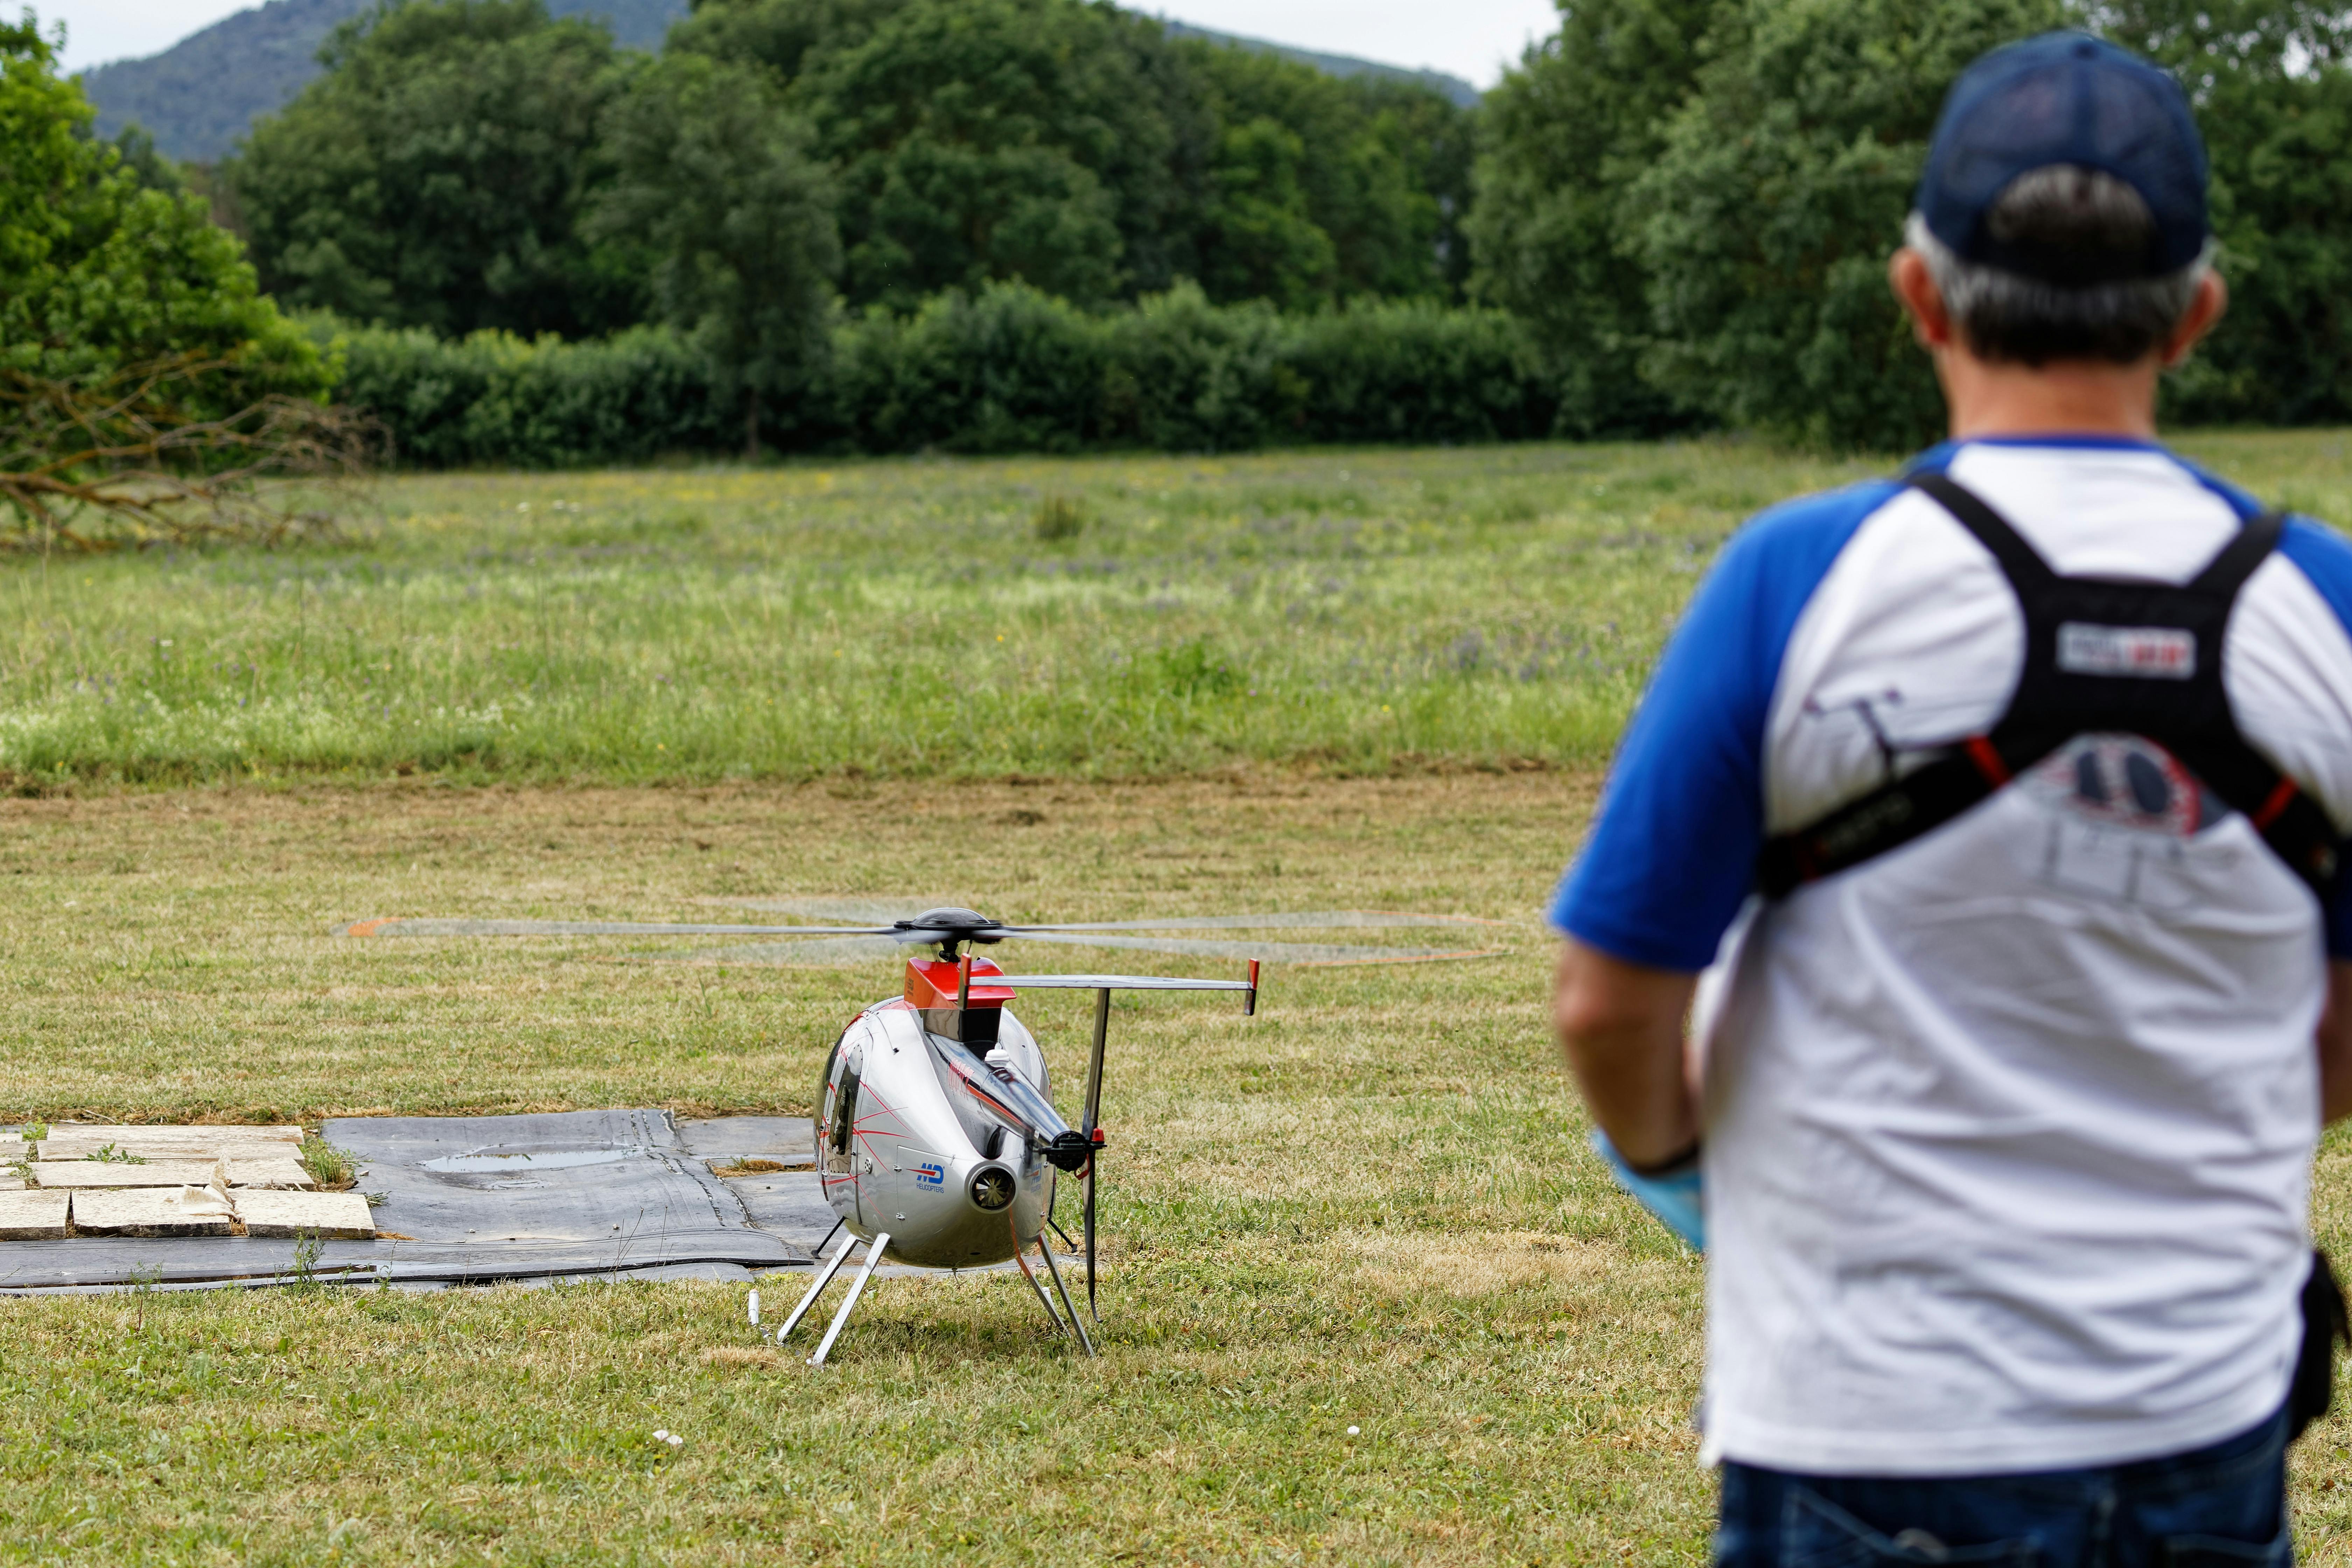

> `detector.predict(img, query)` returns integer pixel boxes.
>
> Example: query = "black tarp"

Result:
[0,1110,831,1293]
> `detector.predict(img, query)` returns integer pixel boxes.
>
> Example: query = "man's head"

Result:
[1891,33,2224,391]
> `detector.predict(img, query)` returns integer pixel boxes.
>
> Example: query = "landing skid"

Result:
[1011,1222,1096,1357]
[775,1228,1098,1366]
[774,1230,892,1368]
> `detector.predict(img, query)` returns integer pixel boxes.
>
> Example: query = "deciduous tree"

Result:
[227,0,645,339]
[2,15,322,398]
[1466,0,1723,436]
[592,51,839,457]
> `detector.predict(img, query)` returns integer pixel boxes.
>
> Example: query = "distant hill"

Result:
[1160,20,1480,108]
[79,0,687,161]
[81,1,1481,166]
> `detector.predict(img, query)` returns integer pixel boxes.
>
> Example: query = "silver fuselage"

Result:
[813,999,1067,1268]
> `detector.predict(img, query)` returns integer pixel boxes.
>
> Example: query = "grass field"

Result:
[2,441,1885,786]
[0,773,1740,1566]
[10,436,2352,1564]
[9,435,2352,791]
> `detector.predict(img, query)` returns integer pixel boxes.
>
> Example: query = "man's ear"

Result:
[1890,247,1955,350]
[2162,269,2228,368]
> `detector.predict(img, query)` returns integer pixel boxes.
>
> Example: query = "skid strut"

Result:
[775,1228,859,1345]
[1012,1214,1066,1334]
[1038,1236,1096,1357]
[808,1232,891,1367]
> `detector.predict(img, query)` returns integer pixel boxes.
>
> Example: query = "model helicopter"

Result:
[784,906,1256,1363]
[342,901,1504,1363]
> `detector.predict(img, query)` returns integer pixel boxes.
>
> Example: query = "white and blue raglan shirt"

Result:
[1552,437,2352,1476]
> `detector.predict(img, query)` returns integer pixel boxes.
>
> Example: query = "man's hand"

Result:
[1553,939,1700,1168]
[2320,959,2352,1124]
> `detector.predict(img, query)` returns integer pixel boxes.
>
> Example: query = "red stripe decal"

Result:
[2253,776,2301,831]
[1963,736,2011,786]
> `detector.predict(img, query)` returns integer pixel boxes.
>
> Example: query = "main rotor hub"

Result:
[895,906,1006,954]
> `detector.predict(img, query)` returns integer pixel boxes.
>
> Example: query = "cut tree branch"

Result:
[1,352,379,553]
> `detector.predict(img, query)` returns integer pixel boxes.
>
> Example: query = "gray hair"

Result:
[1905,165,2209,366]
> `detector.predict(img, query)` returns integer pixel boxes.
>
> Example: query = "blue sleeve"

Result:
[2277,517,2352,957]
[1548,482,1895,970]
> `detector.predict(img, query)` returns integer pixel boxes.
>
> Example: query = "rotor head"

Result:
[894,906,1006,954]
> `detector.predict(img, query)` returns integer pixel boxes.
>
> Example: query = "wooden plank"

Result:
[45,1123,303,1143]
[69,1187,236,1237]
[38,1127,303,1161]
[33,1159,321,1189]
[233,1190,375,1240]
[31,1161,223,1189]
[0,1172,23,1193]
[224,1159,317,1190]
[0,1191,69,1239]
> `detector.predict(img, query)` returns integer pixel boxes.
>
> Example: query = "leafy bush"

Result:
[1099,283,1291,451]
[326,283,1565,466]
[830,284,1106,453]
[1284,301,1556,444]
[329,322,730,467]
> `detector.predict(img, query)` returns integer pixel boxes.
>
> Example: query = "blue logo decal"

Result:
[915,1162,944,1188]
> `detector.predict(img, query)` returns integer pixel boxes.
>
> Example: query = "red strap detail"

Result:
[1963,736,2011,786]
[2252,776,2301,831]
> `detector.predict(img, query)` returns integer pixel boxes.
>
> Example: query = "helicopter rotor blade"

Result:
[667,936,907,965]
[646,932,1506,968]
[717,903,1504,934]
[996,910,1505,933]
[704,897,958,923]
[983,930,1505,965]
[341,918,900,939]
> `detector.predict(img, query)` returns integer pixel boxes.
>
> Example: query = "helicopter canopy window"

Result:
[921,1005,1001,1051]
[828,1037,863,1158]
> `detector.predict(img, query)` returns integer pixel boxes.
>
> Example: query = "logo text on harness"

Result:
[2056,623,2196,680]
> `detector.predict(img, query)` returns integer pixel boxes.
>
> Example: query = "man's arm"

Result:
[2323,960,2352,1124]
[1553,938,1701,1168]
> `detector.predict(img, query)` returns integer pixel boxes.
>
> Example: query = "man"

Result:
[1550,31,2352,1564]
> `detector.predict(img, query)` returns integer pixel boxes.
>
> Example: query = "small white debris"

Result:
[1346,1426,1360,1436]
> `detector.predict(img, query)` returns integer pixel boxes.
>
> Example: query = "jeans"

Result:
[1715,1405,2292,1567]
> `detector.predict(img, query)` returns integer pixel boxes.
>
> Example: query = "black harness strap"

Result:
[1756,472,2342,900]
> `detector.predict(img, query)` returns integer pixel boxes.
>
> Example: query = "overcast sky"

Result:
[40,0,1559,84]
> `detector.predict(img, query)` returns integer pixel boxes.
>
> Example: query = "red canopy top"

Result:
[904,955,1016,1011]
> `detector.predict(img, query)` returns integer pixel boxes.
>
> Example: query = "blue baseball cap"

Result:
[1916,31,2207,284]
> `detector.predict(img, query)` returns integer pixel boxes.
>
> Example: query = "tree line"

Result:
[209,0,1472,451]
[9,0,2352,469]
[1473,0,2352,448]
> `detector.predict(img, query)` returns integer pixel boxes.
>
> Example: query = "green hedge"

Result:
[323,283,1564,466]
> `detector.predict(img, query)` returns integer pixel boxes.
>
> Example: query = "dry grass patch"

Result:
[1348,1228,1625,1299]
